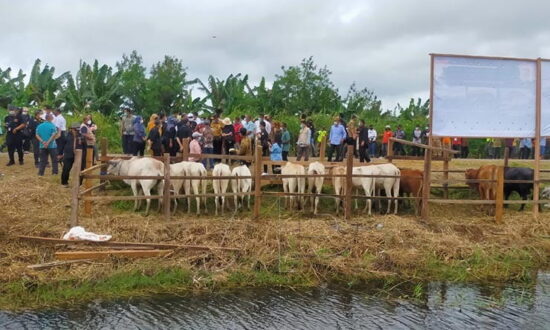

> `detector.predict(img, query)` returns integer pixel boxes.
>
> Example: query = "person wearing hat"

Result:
[4,105,26,166]
[60,122,85,186]
[221,117,235,155]
[381,125,393,157]
[189,132,203,162]
[327,117,346,162]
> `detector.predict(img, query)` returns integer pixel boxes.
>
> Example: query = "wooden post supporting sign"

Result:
[495,165,504,224]
[84,146,94,215]
[319,135,327,161]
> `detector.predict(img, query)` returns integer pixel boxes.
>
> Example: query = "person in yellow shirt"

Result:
[210,114,223,157]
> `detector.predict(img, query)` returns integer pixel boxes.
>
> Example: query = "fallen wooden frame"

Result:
[27,259,92,270]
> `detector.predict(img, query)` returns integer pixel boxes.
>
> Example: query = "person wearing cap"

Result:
[221,117,235,155]
[189,132,202,162]
[120,108,135,155]
[60,122,85,186]
[200,120,214,169]
[36,113,59,175]
[5,105,26,166]
[381,125,393,157]
[327,117,346,162]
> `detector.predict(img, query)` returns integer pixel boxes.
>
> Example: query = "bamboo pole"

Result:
[387,137,394,162]
[503,145,510,167]
[253,145,263,219]
[182,137,190,161]
[70,149,83,227]
[421,54,435,220]
[534,58,542,220]
[495,166,504,224]
[100,137,108,190]
[319,134,327,160]
[84,146,94,215]
[163,153,171,221]
[344,144,354,220]
[443,157,449,199]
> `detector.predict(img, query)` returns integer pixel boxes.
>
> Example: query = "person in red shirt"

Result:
[382,125,393,157]
[452,137,462,158]
[233,116,243,149]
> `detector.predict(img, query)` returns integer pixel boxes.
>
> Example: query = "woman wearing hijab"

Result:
[147,120,163,156]
[147,114,159,133]
[132,115,146,156]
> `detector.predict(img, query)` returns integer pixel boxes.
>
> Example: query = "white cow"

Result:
[107,157,165,215]
[231,164,252,211]
[373,163,401,214]
[281,162,306,209]
[331,166,346,216]
[184,162,208,215]
[169,161,189,214]
[307,161,325,215]
[352,166,380,216]
[212,163,232,215]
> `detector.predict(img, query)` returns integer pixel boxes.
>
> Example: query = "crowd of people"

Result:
[3,105,550,185]
[1,105,97,186]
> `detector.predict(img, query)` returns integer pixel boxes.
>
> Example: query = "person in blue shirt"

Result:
[35,113,59,176]
[270,135,283,174]
[281,123,291,161]
[327,118,347,162]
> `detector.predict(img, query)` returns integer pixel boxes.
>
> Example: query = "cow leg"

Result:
[130,182,140,211]
[184,180,191,214]
[143,188,152,216]
[385,185,392,214]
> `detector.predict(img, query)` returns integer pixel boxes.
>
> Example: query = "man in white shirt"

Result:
[254,114,271,135]
[367,125,377,157]
[40,106,53,121]
[52,108,67,155]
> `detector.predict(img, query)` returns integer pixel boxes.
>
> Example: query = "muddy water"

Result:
[1,273,549,329]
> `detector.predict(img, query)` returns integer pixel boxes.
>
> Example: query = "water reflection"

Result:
[1,273,549,329]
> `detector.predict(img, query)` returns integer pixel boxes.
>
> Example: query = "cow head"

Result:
[464,168,479,189]
[107,159,123,176]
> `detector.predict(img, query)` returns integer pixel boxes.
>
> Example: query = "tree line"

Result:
[0,51,429,125]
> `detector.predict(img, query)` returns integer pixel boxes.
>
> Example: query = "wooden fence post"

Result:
[182,137,190,161]
[443,157,449,199]
[503,146,510,168]
[84,146,94,215]
[421,138,432,220]
[387,138,394,162]
[69,149,83,227]
[344,144,354,220]
[100,138,108,191]
[495,165,504,224]
[163,153,171,221]
[319,135,327,161]
[253,145,263,219]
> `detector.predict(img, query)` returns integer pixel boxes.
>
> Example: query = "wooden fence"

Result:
[68,137,550,226]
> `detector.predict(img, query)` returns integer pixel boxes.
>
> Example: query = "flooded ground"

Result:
[1,272,549,329]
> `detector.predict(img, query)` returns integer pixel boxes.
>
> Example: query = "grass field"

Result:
[1,153,549,310]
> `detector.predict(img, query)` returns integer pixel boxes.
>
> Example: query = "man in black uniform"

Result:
[60,122,84,186]
[4,105,26,166]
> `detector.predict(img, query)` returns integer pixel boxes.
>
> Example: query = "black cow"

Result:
[504,167,533,211]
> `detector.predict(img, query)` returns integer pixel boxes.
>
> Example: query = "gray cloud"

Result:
[2,0,550,109]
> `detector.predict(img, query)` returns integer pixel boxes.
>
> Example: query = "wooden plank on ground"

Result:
[16,236,241,251]
[55,249,172,260]
[27,259,92,270]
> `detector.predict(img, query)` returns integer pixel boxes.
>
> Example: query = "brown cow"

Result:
[465,165,498,212]
[399,168,423,215]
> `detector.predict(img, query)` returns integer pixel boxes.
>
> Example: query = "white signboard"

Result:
[432,56,536,138]
[540,60,550,137]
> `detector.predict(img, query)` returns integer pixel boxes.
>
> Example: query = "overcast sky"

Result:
[2,0,550,110]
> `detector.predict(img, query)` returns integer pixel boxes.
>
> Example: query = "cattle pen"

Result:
[67,133,550,227]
